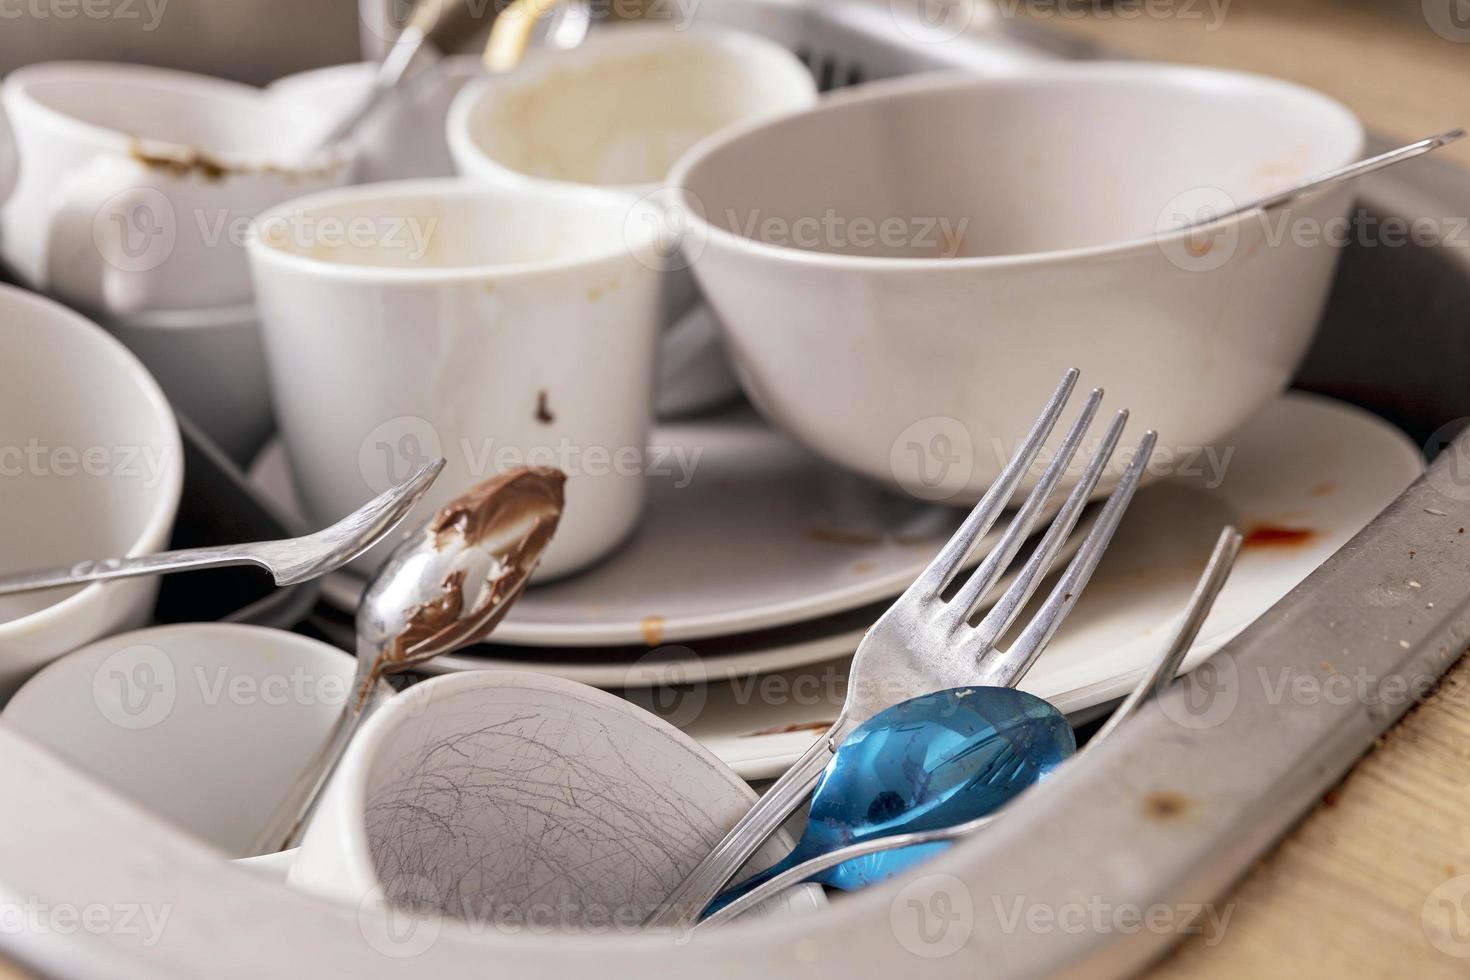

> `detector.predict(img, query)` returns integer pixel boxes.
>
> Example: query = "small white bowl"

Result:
[2,623,361,863]
[447,23,817,196]
[0,285,183,696]
[671,63,1365,501]
[104,302,273,466]
[290,670,825,931]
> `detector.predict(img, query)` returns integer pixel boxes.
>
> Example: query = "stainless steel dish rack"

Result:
[5,1,1470,977]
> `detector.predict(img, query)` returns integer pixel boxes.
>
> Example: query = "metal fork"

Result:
[698,526,1245,928]
[0,460,445,596]
[644,369,1157,930]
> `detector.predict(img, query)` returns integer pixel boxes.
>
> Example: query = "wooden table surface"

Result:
[3,3,1467,978]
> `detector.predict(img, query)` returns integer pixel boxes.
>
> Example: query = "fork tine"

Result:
[904,368,1079,601]
[939,387,1103,628]
[968,408,1128,647]
[978,429,1158,689]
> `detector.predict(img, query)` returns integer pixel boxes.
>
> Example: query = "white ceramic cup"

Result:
[0,284,183,697]
[0,62,357,316]
[288,670,824,932]
[268,56,482,184]
[447,23,818,416]
[246,177,663,580]
[1,624,362,865]
[670,63,1366,502]
[104,303,274,466]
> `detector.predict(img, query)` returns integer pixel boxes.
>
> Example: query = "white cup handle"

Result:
[41,156,174,316]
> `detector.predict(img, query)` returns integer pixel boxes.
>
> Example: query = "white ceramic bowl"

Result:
[290,670,825,932]
[0,285,183,696]
[447,23,817,196]
[104,302,273,466]
[671,64,1365,501]
[1,624,358,863]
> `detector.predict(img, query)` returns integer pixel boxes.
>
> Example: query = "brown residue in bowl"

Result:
[127,137,341,182]
[641,615,666,647]
[535,390,555,425]
[743,720,835,738]
[1243,524,1316,549]
[807,527,882,547]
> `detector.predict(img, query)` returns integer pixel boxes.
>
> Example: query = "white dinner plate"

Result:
[634,393,1422,778]
[251,406,1046,645]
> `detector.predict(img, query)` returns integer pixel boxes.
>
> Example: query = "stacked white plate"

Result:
[251,392,1423,779]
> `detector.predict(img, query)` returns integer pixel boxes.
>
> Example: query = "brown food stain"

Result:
[743,720,835,738]
[853,561,878,574]
[535,390,554,425]
[807,528,882,547]
[375,468,568,698]
[1143,790,1195,821]
[1310,482,1336,497]
[641,615,666,646]
[128,138,340,182]
[1243,524,1317,549]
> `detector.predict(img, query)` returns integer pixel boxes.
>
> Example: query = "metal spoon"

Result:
[1182,129,1464,230]
[0,460,444,597]
[313,0,593,154]
[700,526,1243,928]
[250,466,566,854]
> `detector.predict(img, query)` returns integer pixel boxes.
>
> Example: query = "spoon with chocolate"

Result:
[251,466,567,854]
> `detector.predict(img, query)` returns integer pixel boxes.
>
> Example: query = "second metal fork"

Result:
[644,369,1157,930]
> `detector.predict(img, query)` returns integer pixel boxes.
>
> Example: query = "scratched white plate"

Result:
[250,405,1052,646]
[647,394,1424,778]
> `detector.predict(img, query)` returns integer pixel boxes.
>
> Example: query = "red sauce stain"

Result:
[1243,524,1316,549]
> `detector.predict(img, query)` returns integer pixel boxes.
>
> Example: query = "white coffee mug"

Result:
[0,62,357,316]
[246,177,663,580]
